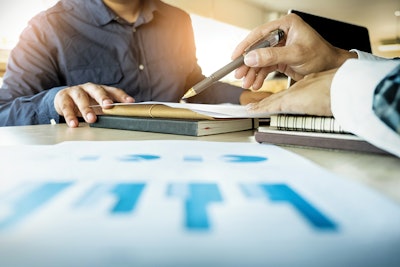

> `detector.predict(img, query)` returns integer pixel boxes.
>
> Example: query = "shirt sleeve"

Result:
[349,49,388,61]
[331,59,400,157]
[0,86,64,126]
[0,16,65,126]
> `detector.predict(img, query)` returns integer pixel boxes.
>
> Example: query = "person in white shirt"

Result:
[232,13,400,157]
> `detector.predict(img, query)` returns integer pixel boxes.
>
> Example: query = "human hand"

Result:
[239,90,272,105]
[248,68,338,116]
[232,13,356,90]
[54,82,135,127]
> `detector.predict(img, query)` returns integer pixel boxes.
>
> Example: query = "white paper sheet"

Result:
[0,140,399,267]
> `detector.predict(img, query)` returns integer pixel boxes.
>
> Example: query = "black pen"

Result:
[181,29,285,100]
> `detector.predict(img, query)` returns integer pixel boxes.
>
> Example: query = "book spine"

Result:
[91,116,199,136]
[271,115,347,133]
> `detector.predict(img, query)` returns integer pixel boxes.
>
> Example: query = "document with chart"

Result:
[0,140,399,267]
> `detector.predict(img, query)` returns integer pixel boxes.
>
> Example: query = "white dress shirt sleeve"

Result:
[349,49,388,61]
[331,59,400,157]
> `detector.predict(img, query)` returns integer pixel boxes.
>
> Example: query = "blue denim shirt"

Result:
[0,0,243,126]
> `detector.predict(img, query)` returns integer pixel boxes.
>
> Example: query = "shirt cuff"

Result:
[38,86,66,124]
[349,49,387,61]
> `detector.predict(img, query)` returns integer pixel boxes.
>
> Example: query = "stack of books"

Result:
[90,102,263,136]
[90,102,388,155]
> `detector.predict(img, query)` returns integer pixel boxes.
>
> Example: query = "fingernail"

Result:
[244,52,258,66]
[69,120,77,128]
[242,78,250,89]
[125,96,135,102]
[102,99,113,107]
[86,112,96,122]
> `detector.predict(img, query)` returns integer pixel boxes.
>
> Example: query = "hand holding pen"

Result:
[181,29,285,100]
[233,14,357,90]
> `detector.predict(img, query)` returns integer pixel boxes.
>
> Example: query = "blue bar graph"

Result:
[168,183,223,230]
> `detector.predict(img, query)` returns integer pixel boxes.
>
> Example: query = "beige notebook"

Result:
[100,102,271,120]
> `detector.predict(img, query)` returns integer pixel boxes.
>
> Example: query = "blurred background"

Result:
[0,0,399,90]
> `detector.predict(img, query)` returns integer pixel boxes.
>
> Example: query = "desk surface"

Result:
[1,123,400,203]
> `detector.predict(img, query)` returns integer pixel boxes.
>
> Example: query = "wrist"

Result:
[333,48,358,68]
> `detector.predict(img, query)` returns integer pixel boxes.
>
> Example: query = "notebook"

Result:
[269,114,347,133]
[89,102,266,136]
[255,127,390,155]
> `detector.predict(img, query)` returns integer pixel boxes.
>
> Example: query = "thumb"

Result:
[244,46,295,68]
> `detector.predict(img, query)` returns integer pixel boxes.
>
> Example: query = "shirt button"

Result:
[132,28,137,33]
[139,64,144,70]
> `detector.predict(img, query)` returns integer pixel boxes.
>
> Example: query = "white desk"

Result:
[1,123,400,203]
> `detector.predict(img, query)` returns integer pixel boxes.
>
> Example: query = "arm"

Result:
[0,10,134,127]
[0,85,63,126]
[331,59,400,157]
[248,59,400,157]
[0,16,65,126]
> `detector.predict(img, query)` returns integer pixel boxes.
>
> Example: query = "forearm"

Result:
[0,87,64,126]
[331,59,400,157]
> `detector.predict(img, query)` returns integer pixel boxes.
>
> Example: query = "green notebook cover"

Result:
[90,115,258,136]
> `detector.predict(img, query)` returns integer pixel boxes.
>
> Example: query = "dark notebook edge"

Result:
[254,129,391,156]
[90,115,257,136]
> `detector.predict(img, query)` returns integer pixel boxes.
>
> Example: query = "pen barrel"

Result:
[190,29,284,96]
[246,29,284,52]
[193,56,244,92]
[208,56,245,82]
[248,39,272,51]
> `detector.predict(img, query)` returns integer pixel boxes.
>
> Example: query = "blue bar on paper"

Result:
[75,183,146,214]
[111,183,145,213]
[222,154,268,163]
[0,182,72,230]
[261,184,337,230]
[168,183,223,230]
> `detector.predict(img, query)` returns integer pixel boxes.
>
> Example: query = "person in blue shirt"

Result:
[0,0,268,127]
[232,13,400,157]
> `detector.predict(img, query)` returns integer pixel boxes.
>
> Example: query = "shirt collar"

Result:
[87,0,162,27]
[88,0,117,26]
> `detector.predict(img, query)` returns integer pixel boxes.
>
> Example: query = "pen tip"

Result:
[181,88,196,100]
